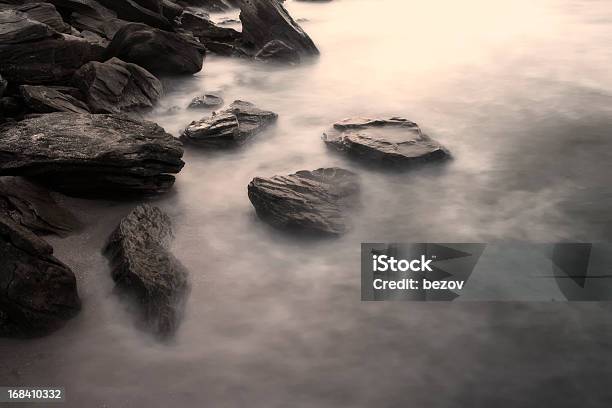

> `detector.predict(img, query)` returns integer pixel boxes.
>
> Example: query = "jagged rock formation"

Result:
[20,84,90,113]
[105,204,189,337]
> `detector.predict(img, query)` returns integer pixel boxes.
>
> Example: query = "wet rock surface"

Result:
[0,177,81,236]
[323,117,451,166]
[0,2,71,34]
[73,57,163,113]
[0,216,80,337]
[106,22,205,75]
[240,0,319,57]
[254,39,301,64]
[104,204,189,337]
[20,84,90,113]
[0,113,184,196]
[187,93,223,109]
[248,167,359,235]
[181,100,277,146]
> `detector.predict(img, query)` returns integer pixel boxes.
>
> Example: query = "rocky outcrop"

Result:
[97,0,172,30]
[181,100,277,146]
[0,177,81,236]
[255,39,300,64]
[20,85,90,113]
[0,113,184,196]
[0,216,80,337]
[248,167,359,235]
[187,93,223,109]
[106,23,205,75]
[105,204,189,337]
[239,0,319,57]
[322,118,451,166]
[161,0,184,20]
[0,10,103,84]
[179,9,241,42]
[73,57,162,114]
[0,2,71,34]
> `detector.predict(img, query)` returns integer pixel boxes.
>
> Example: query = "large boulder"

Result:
[105,204,189,337]
[322,117,451,166]
[0,177,81,236]
[0,2,71,33]
[20,84,90,113]
[254,39,301,64]
[0,113,184,196]
[179,8,241,42]
[0,216,80,337]
[106,23,205,75]
[73,57,162,114]
[46,0,126,39]
[96,0,172,30]
[0,10,103,84]
[248,167,359,235]
[239,0,319,57]
[181,100,277,146]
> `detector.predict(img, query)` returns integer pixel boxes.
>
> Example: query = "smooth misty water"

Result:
[2,0,612,406]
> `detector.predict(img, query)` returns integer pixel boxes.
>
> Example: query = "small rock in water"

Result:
[187,93,224,109]
[323,117,450,167]
[0,216,81,337]
[104,204,189,338]
[248,167,359,236]
[0,177,81,237]
[181,100,277,147]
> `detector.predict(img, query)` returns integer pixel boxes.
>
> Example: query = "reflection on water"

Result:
[2,0,612,406]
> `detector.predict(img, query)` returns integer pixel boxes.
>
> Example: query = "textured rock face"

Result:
[255,39,301,64]
[73,57,162,113]
[0,177,81,236]
[0,216,81,337]
[179,9,241,41]
[0,2,71,34]
[105,204,189,337]
[0,9,55,44]
[97,0,172,30]
[106,23,205,75]
[248,167,359,235]
[323,118,451,166]
[20,85,90,113]
[239,0,319,56]
[0,113,184,196]
[181,100,277,146]
[187,93,223,109]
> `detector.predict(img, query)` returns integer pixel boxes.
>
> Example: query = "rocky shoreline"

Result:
[0,0,450,338]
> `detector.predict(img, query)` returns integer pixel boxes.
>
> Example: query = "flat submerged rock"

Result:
[323,117,450,167]
[0,113,184,197]
[248,167,359,236]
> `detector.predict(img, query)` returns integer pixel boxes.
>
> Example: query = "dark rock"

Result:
[181,100,277,146]
[106,23,205,75]
[0,216,80,337]
[77,29,109,48]
[0,9,55,44]
[187,93,223,109]
[161,0,183,20]
[202,40,250,58]
[0,74,6,98]
[255,39,300,64]
[0,2,71,33]
[0,96,24,118]
[96,0,172,30]
[0,24,103,84]
[322,117,451,166]
[73,57,162,114]
[20,84,90,113]
[180,8,240,41]
[47,85,85,101]
[105,204,189,337]
[0,113,184,196]
[217,16,240,25]
[248,167,359,235]
[177,0,239,12]
[240,0,318,56]
[0,177,81,236]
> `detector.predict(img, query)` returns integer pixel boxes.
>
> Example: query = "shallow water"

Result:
[2,0,612,406]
